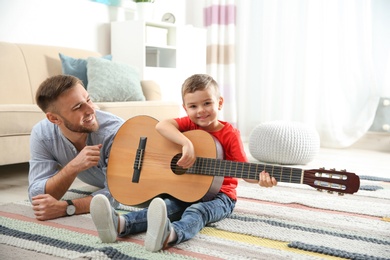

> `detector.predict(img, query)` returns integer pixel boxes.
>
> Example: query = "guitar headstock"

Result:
[303,168,360,195]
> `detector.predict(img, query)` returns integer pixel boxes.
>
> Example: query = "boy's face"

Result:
[182,88,223,131]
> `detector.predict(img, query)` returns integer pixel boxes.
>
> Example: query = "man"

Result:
[28,75,124,220]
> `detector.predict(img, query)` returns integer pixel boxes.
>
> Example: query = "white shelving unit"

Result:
[111,20,206,103]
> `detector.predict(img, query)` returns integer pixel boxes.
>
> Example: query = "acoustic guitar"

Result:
[107,115,360,207]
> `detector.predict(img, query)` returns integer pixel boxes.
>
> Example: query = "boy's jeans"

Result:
[120,193,236,244]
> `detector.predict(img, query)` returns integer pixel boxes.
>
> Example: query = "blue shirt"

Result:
[28,110,124,207]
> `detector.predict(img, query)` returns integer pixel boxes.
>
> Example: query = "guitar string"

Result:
[132,150,351,191]
[133,151,307,183]
[125,149,351,192]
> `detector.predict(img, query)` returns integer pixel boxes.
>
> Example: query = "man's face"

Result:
[53,84,99,133]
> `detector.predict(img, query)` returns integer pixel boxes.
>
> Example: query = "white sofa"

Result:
[0,42,180,165]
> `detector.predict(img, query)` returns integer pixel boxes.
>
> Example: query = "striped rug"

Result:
[1,178,389,259]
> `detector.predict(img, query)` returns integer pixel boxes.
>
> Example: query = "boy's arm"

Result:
[155,119,196,169]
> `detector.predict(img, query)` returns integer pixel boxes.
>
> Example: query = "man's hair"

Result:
[36,75,83,112]
[181,74,220,102]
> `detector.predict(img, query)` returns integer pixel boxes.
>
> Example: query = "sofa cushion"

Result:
[141,80,162,101]
[0,42,32,104]
[59,53,112,88]
[0,105,45,136]
[87,57,145,102]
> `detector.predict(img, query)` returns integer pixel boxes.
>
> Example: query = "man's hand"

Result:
[258,171,278,187]
[68,144,102,173]
[31,194,93,221]
[45,144,102,200]
[31,194,68,221]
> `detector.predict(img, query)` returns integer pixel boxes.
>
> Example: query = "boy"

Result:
[90,74,277,252]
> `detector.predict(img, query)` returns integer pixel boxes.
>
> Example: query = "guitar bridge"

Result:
[132,137,147,183]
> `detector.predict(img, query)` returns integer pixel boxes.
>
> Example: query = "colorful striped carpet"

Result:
[1,177,389,259]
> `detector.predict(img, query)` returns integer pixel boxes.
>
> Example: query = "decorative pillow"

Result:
[59,53,112,88]
[86,57,145,102]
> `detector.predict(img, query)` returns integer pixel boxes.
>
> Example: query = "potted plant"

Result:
[134,0,154,20]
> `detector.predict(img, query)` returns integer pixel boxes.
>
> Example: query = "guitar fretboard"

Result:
[186,157,303,184]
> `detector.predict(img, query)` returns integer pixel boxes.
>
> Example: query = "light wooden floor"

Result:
[0,132,389,204]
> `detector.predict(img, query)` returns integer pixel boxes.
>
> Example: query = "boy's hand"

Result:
[258,171,278,187]
[177,143,196,169]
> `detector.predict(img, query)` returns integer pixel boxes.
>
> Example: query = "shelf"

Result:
[145,21,177,29]
[145,44,176,50]
[111,20,206,102]
[145,47,176,68]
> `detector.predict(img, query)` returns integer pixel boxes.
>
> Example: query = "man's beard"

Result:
[63,116,99,133]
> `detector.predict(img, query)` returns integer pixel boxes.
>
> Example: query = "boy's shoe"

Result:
[90,194,119,243]
[144,197,172,252]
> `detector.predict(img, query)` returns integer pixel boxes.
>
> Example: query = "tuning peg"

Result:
[341,169,346,172]
[327,190,334,194]
[317,188,323,192]
[338,193,344,196]
[330,168,335,171]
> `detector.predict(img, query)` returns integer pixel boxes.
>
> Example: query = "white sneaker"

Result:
[144,198,172,252]
[90,194,119,243]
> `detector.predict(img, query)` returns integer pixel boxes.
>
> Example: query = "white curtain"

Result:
[204,0,237,126]
[236,0,380,148]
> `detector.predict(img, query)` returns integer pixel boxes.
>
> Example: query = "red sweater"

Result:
[175,117,248,200]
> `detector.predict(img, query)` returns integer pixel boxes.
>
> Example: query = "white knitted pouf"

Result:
[249,121,320,165]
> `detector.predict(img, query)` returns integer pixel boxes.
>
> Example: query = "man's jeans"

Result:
[119,193,236,244]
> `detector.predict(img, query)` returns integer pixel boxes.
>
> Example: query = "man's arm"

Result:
[31,194,92,221]
[29,123,105,220]
[45,144,102,200]
[30,144,103,220]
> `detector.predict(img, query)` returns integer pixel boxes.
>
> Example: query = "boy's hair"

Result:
[181,74,220,101]
[36,75,83,113]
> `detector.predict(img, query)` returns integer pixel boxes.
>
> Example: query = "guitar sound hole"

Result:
[171,154,187,175]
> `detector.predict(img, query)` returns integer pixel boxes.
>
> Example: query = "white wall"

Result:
[0,0,192,54]
[0,0,115,54]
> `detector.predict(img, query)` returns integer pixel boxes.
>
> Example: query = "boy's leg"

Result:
[172,193,235,244]
[90,194,120,243]
[144,193,235,250]
[145,196,205,252]
[91,194,189,242]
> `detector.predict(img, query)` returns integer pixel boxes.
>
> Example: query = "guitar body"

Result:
[107,115,223,207]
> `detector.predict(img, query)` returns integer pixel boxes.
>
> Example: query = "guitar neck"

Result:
[187,157,304,184]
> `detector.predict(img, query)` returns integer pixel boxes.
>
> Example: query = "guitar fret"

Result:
[206,159,211,174]
[253,163,260,180]
[280,167,293,183]
[236,162,244,178]
[292,168,303,184]
[263,165,276,180]
[216,159,224,177]
[233,161,238,178]
[224,160,232,177]
[243,163,251,179]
